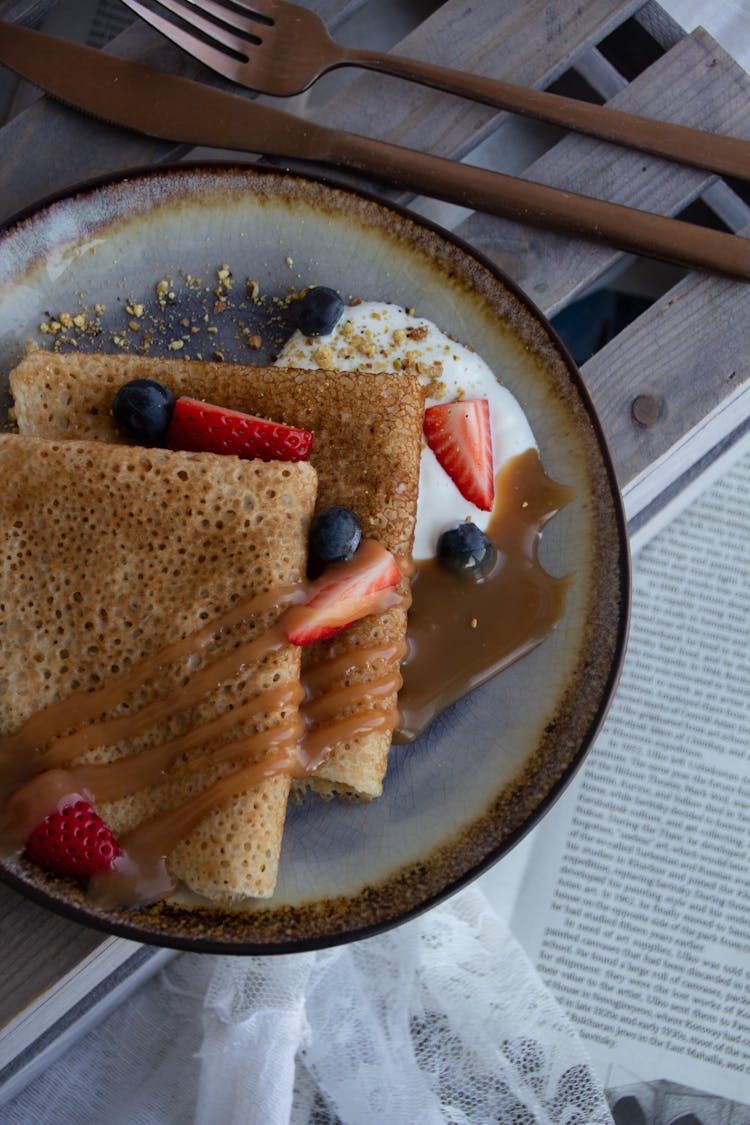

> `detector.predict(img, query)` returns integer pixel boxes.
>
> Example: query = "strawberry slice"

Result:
[282,540,403,646]
[423,398,494,511]
[167,397,313,462]
[25,797,121,881]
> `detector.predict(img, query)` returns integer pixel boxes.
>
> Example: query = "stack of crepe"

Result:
[1,348,423,903]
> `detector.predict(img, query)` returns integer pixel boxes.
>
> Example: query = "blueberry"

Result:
[293,287,345,337]
[112,379,175,446]
[309,506,363,566]
[436,521,496,578]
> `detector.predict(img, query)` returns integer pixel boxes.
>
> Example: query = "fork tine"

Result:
[122,0,260,61]
[176,0,272,36]
[121,0,253,73]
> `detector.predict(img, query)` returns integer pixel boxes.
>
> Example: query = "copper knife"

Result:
[0,19,749,282]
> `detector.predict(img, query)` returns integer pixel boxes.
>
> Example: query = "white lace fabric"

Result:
[5,887,612,1125]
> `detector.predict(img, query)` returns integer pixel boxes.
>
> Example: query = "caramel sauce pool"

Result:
[397,448,574,742]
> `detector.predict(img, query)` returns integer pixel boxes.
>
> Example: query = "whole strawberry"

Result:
[25,798,121,881]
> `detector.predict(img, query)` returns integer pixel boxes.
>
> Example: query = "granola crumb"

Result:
[313,344,335,369]
[155,279,172,309]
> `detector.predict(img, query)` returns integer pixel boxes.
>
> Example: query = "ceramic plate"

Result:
[0,164,629,952]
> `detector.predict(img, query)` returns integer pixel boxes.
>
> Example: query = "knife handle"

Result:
[346,48,750,183]
[324,128,750,281]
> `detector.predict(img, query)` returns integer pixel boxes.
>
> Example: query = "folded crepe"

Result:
[0,432,317,902]
[10,348,423,799]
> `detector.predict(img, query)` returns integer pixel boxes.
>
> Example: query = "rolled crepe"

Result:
[11,350,423,799]
[0,433,317,901]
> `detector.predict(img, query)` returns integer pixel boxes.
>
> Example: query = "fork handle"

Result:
[342,47,750,182]
[319,125,750,281]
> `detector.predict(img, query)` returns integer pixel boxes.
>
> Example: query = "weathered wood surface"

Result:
[0,0,373,223]
[582,240,750,517]
[454,29,750,314]
[0,0,749,1046]
[0,882,102,1031]
[0,0,648,226]
[0,1,56,26]
[307,0,647,163]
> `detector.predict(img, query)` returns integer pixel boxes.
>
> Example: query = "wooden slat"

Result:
[580,236,750,515]
[0,22,217,224]
[451,29,750,316]
[572,41,750,235]
[0,883,102,1030]
[310,0,371,29]
[633,0,685,49]
[308,0,645,180]
[0,1,56,26]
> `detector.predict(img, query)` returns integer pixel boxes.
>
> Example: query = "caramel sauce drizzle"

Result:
[0,584,304,781]
[90,741,305,909]
[0,542,408,905]
[0,451,571,908]
[87,705,400,908]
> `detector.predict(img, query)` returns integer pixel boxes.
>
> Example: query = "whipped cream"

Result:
[276,301,536,559]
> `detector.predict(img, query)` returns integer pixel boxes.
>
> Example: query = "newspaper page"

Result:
[506,449,750,1123]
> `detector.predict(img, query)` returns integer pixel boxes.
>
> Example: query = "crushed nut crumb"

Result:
[313,344,335,369]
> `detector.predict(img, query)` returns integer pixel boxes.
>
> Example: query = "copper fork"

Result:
[120,0,750,181]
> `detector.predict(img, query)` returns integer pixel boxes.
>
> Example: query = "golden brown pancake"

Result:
[0,432,317,901]
[10,348,424,798]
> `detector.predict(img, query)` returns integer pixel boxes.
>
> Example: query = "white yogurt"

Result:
[276,301,535,559]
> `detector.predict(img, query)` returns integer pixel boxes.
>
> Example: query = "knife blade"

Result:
[0,19,749,282]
